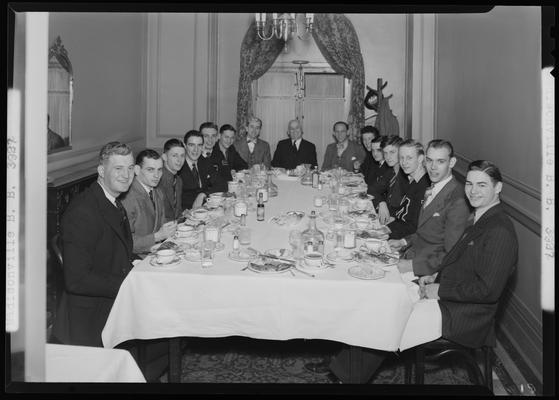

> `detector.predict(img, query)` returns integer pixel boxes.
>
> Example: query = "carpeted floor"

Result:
[174,336,476,385]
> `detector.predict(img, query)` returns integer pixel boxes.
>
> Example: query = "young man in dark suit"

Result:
[353,125,379,176]
[159,139,186,220]
[271,119,318,170]
[199,121,219,160]
[180,130,227,210]
[234,116,272,169]
[209,124,248,182]
[390,139,471,276]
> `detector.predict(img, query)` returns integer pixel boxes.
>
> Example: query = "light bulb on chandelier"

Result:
[255,13,314,51]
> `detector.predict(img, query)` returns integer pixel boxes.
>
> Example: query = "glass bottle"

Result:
[256,192,265,221]
[312,167,319,188]
[266,172,278,197]
[301,210,325,255]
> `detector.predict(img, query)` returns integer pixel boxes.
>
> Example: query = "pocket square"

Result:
[432,212,441,217]
[467,241,474,246]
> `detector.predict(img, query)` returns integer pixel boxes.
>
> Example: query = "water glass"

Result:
[314,195,324,208]
[204,226,221,243]
[288,230,304,259]
[328,195,339,212]
[200,241,215,268]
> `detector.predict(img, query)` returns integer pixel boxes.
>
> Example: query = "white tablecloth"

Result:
[102,180,439,351]
[45,344,146,382]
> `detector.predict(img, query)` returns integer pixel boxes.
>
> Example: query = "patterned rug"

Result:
[176,336,475,385]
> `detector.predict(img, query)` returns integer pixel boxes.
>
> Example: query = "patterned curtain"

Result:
[312,14,365,142]
[236,20,285,139]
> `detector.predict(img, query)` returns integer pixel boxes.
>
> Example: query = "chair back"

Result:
[51,233,63,267]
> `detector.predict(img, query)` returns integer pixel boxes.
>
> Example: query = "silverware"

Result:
[241,264,250,271]
[262,253,296,264]
[292,267,315,278]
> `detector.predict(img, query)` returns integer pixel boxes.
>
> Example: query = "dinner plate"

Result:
[247,259,293,274]
[182,249,202,262]
[228,248,259,262]
[149,255,183,268]
[297,260,331,273]
[348,264,385,280]
[326,249,355,263]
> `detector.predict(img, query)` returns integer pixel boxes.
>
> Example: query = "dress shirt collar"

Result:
[164,164,178,175]
[186,159,198,170]
[247,137,258,144]
[292,138,302,149]
[429,174,453,199]
[97,180,117,207]
[474,200,500,224]
[408,167,427,183]
[137,180,153,195]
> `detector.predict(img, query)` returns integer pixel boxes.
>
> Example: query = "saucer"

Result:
[298,259,331,273]
[149,255,182,268]
[326,250,354,263]
[183,249,202,262]
[228,248,259,262]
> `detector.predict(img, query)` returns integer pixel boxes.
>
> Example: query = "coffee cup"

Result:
[192,208,209,220]
[354,216,370,230]
[304,252,323,267]
[176,225,194,237]
[156,249,176,264]
[365,238,386,253]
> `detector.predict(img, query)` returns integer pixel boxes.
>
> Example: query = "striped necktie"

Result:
[172,174,177,208]
[149,189,155,210]
[192,163,201,188]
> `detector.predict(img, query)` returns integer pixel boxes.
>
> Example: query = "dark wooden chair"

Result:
[405,338,493,392]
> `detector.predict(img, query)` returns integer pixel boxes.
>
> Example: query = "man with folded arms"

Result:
[159,139,186,221]
[321,121,366,172]
[180,129,227,210]
[389,139,470,276]
[121,149,177,254]
[234,116,272,169]
[210,124,248,182]
[385,139,431,240]
[272,119,318,170]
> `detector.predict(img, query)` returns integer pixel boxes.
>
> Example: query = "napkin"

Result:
[401,271,420,303]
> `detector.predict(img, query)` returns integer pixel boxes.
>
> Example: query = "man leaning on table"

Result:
[120,149,177,254]
[389,139,471,276]
[321,121,366,172]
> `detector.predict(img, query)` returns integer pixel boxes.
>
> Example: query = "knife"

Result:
[262,253,296,264]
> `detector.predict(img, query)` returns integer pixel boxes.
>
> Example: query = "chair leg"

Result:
[415,346,425,384]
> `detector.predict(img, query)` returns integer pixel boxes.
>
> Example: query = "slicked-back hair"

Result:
[360,125,379,138]
[399,139,424,156]
[333,121,349,131]
[426,139,454,158]
[163,138,185,153]
[372,135,388,148]
[247,116,262,128]
[98,141,133,166]
[384,135,403,149]
[199,122,218,132]
[219,124,236,134]
[468,160,503,184]
[184,129,202,144]
[135,149,161,166]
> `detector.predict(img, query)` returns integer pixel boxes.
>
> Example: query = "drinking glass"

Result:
[200,240,215,268]
[288,229,303,260]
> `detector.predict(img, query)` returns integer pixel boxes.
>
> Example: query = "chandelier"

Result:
[255,13,314,51]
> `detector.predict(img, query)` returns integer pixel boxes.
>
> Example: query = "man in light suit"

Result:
[390,139,471,276]
[321,121,366,172]
[121,149,177,254]
[234,116,272,169]
[272,119,318,170]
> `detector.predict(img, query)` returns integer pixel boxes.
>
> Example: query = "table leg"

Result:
[168,337,181,383]
[348,345,363,383]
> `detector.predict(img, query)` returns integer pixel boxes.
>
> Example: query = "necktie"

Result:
[292,141,298,152]
[248,139,256,154]
[423,184,435,208]
[149,189,155,210]
[192,163,201,188]
[115,199,130,239]
[172,175,177,208]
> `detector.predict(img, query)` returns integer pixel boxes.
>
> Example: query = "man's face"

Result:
[399,146,424,176]
[383,145,399,167]
[465,170,502,209]
[135,157,163,188]
[201,127,218,151]
[246,120,261,140]
[162,146,185,174]
[185,136,204,163]
[98,154,135,196]
[361,133,375,152]
[333,123,349,144]
[287,120,303,141]
[371,142,384,162]
[219,129,236,149]
[425,146,455,183]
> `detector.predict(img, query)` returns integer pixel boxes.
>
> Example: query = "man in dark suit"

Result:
[199,121,219,160]
[121,149,176,254]
[353,125,379,175]
[386,139,431,240]
[271,119,318,170]
[52,142,136,347]
[159,139,186,220]
[208,124,248,182]
[390,140,470,276]
[180,129,227,209]
[234,116,272,169]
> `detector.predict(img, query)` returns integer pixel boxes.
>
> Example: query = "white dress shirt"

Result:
[423,174,453,208]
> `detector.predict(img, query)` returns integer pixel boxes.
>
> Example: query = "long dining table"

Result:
[102,177,422,383]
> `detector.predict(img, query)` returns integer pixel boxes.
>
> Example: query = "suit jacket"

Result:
[403,177,471,276]
[207,142,248,182]
[388,172,431,239]
[358,151,374,176]
[179,156,228,209]
[386,168,408,214]
[271,138,318,170]
[158,166,183,220]
[321,141,366,172]
[234,137,272,169]
[365,161,393,208]
[437,204,518,348]
[52,181,134,347]
[120,178,167,253]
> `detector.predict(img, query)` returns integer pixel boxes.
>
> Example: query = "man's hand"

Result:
[418,273,439,299]
[397,259,413,273]
[154,222,177,242]
[377,202,391,225]
[353,160,361,172]
[192,193,207,209]
[388,238,406,251]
